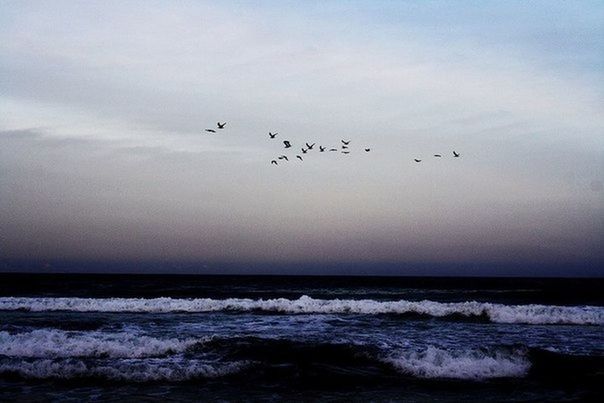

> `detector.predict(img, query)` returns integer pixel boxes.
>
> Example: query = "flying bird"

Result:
[205,129,216,133]
[301,148,308,154]
[434,154,442,157]
[329,148,338,152]
[305,142,315,150]
[278,155,289,161]
[341,140,350,145]
[283,140,292,148]
[271,160,278,165]
[217,122,226,129]
[319,146,326,152]
[269,132,278,139]
[342,145,349,149]
[453,151,460,157]
[414,159,422,162]
[365,148,371,152]
[296,155,303,161]
[342,151,350,154]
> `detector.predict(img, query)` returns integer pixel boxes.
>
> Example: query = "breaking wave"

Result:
[384,346,530,379]
[0,329,198,358]
[0,358,249,382]
[0,332,601,383]
[0,296,601,325]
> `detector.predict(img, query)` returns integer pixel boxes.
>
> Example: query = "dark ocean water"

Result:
[0,274,602,402]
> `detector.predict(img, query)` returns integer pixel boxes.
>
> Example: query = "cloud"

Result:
[0,1,602,270]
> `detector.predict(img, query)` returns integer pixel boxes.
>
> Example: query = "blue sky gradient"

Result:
[0,1,602,275]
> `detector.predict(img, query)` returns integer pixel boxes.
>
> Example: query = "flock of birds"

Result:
[268,135,371,165]
[203,121,461,165]
[414,151,461,162]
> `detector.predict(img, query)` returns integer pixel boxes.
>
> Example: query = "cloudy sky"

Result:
[1,1,602,275]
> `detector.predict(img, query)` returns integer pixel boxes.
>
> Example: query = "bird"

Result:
[305,142,315,150]
[278,155,289,161]
[341,140,350,145]
[205,129,216,133]
[329,148,338,152]
[342,145,349,149]
[283,140,292,148]
[296,155,303,161]
[319,146,326,152]
[217,122,226,129]
[414,159,422,162]
[434,154,442,157]
[365,148,371,152]
[301,148,308,154]
[269,132,278,139]
[271,160,278,165]
[453,151,460,157]
[342,151,350,154]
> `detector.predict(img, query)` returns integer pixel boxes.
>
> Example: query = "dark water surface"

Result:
[0,274,602,401]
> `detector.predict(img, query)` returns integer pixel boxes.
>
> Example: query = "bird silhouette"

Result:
[329,148,338,152]
[453,151,460,157]
[205,129,216,133]
[365,148,371,152]
[271,160,278,165]
[342,145,349,149]
[434,154,442,157]
[278,155,289,161]
[305,142,315,150]
[269,132,278,139]
[217,122,226,129]
[342,151,350,154]
[296,155,303,161]
[414,159,422,162]
[341,140,350,145]
[301,148,308,154]
[283,140,292,148]
[319,146,326,152]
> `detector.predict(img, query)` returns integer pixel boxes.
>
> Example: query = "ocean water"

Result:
[0,274,602,401]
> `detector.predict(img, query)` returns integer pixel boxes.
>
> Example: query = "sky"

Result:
[0,1,603,275]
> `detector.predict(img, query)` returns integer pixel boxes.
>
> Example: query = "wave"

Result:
[200,337,532,380]
[0,329,198,358]
[1,296,601,325]
[384,346,530,379]
[0,358,249,382]
[0,333,601,383]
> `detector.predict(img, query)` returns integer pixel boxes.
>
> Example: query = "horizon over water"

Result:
[2,0,602,401]
[0,273,602,401]
[2,259,602,277]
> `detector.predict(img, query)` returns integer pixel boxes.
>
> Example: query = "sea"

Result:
[0,274,602,402]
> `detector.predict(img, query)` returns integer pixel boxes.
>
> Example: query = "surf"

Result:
[1,296,602,325]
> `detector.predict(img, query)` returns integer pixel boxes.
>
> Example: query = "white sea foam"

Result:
[0,358,249,381]
[0,296,602,325]
[0,329,198,358]
[384,346,530,380]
